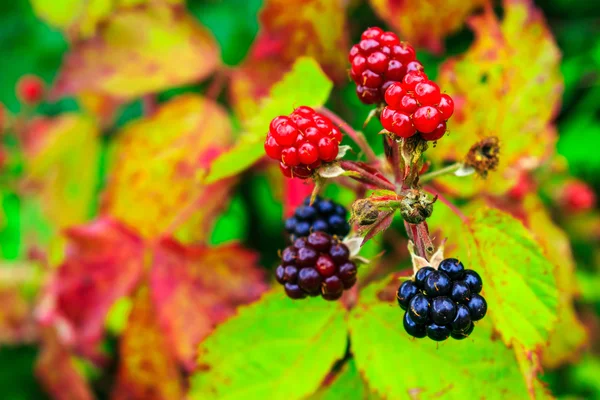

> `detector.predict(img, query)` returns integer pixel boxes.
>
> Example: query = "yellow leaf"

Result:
[103,94,235,242]
[428,0,562,196]
[369,0,485,53]
[51,4,219,100]
[31,0,183,39]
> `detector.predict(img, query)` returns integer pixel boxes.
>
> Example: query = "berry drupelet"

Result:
[396,258,487,341]
[265,106,343,179]
[275,232,358,301]
[285,196,351,239]
[381,73,454,141]
[349,27,422,105]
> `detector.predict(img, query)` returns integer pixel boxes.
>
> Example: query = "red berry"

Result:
[349,28,419,104]
[384,59,406,81]
[298,142,319,165]
[384,82,405,109]
[420,121,446,141]
[356,85,380,103]
[318,137,338,162]
[367,52,388,74]
[406,60,424,73]
[16,75,45,105]
[330,126,342,143]
[380,107,396,132]
[295,106,315,116]
[413,106,441,133]
[562,181,596,213]
[264,135,281,159]
[402,71,428,91]
[389,111,417,138]
[280,162,292,177]
[281,147,300,166]
[362,27,383,40]
[290,114,314,131]
[415,81,441,106]
[322,275,343,295]
[392,44,416,64]
[359,39,380,53]
[316,255,336,277]
[437,94,455,120]
[379,32,399,46]
[399,94,419,114]
[271,118,298,146]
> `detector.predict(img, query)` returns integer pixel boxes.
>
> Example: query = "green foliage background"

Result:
[0,0,599,398]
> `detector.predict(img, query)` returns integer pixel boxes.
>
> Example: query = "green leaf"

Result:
[189,290,347,400]
[308,359,382,400]
[429,205,559,350]
[348,281,550,399]
[205,57,333,183]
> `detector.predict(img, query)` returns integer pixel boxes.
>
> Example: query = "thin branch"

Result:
[319,107,378,164]
[340,160,395,191]
[419,163,461,184]
[424,185,468,223]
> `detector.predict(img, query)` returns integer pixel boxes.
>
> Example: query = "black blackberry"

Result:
[396,258,488,341]
[275,231,357,301]
[285,196,351,239]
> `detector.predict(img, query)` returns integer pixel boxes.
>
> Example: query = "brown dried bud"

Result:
[400,189,435,224]
[351,199,380,226]
[465,136,500,178]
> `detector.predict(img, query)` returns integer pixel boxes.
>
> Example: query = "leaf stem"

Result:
[340,160,395,191]
[319,107,378,164]
[424,185,468,223]
[419,163,461,184]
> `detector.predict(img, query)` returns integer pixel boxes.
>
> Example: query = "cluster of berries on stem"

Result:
[397,259,487,341]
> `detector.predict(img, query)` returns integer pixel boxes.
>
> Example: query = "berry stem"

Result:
[424,185,468,223]
[419,163,462,184]
[389,138,404,186]
[340,160,395,191]
[142,94,157,116]
[319,107,378,164]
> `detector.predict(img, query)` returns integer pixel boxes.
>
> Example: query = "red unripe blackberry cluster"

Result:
[275,232,358,300]
[381,74,454,141]
[349,27,422,105]
[265,106,343,179]
[16,75,45,105]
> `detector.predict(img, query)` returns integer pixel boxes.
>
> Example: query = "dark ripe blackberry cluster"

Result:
[396,259,487,341]
[349,27,422,105]
[285,196,351,239]
[275,231,357,301]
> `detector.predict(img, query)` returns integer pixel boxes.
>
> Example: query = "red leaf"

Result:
[36,329,94,400]
[112,286,183,400]
[361,210,395,246]
[150,239,268,370]
[37,219,144,354]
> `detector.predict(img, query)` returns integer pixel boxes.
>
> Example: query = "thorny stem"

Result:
[419,162,462,184]
[387,136,403,186]
[319,107,378,165]
[424,185,468,223]
[340,160,395,191]
[142,94,157,115]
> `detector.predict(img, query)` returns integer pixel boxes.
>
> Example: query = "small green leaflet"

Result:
[189,290,347,400]
[204,57,333,183]
[348,280,551,400]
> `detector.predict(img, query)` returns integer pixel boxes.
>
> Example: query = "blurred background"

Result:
[0,0,599,399]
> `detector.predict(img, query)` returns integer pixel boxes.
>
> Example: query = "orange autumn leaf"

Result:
[427,0,562,196]
[112,286,183,400]
[150,239,268,370]
[51,4,219,100]
[35,329,94,400]
[102,94,235,242]
[230,0,348,122]
[369,0,486,53]
[37,219,144,354]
